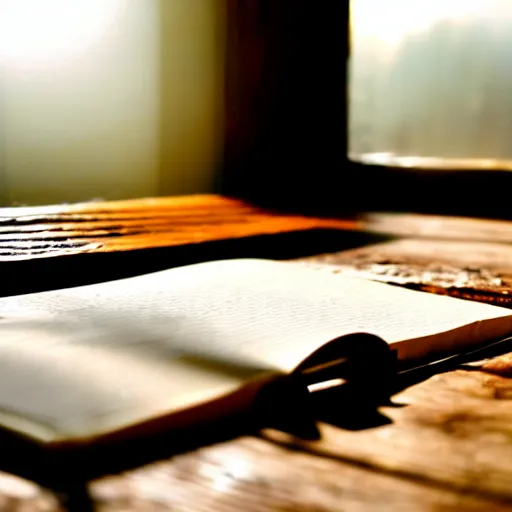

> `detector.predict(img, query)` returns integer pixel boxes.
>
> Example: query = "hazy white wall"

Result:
[159,0,224,196]
[0,0,223,205]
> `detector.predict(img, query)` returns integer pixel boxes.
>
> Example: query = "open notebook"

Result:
[1,258,512,483]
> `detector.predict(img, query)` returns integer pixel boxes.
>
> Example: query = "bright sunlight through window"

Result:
[351,0,490,50]
[0,0,123,69]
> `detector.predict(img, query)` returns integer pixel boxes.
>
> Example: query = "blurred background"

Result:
[4,0,512,212]
[350,0,512,169]
[0,0,224,205]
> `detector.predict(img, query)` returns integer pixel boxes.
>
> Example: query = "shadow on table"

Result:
[299,335,512,433]
[1,335,511,512]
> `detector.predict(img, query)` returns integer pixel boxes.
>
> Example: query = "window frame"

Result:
[219,0,512,220]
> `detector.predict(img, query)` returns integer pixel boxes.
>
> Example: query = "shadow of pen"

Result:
[299,335,512,432]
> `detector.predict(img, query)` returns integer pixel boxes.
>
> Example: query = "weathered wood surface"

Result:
[363,212,512,244]
[5,195,512,260]
[1,196,512,510]
[0,195,381,297]
[0,195,356,260]
[8,432,512,512]
[300,238,512,307]
[4,359,512,511]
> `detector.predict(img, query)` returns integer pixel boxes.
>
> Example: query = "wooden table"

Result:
[2,195,512,511]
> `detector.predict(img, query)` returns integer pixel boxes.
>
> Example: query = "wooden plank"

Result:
[363,212,512,243]
[300,238,512,307]
[88,436,512,512]
[1,435,509,511]
[264,357,512,505]
[5,195,512,262]
[0,195,240,218]
[0,195,357,261]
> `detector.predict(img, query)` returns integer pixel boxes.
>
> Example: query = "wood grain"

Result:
[4,196,512,262]
[300,238,512,307]
[363,212,512,243]
[88,434,512,512]
[1,196,512,510]
[2,432,511,512]
[0,195,357,260]
[264,364,512,504]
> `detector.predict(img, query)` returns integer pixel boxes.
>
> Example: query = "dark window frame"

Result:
[219,0,512,220]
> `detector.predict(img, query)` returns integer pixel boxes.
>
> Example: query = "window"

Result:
[350,0,512,169]
[222,0,512,219]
